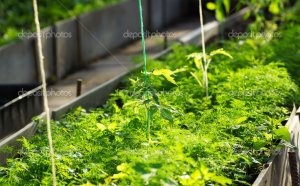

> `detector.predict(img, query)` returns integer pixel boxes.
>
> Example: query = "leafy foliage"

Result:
[1,7,300,186]
[0,0,121,45]
[187,48,232,96]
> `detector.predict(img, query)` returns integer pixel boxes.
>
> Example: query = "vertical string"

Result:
[137,0,151,142]
[33,0,57,185]
[199,0,208,97]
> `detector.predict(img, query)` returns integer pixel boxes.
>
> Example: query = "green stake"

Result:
[137,0,151,142]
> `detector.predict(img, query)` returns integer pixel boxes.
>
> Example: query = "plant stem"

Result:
[33,0,56,185]
[199,0,208,97]
[147,109,151,143]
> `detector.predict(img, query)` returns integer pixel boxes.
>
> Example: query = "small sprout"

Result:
[187,48,232,97]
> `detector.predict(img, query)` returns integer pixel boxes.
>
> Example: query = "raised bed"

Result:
[0,85,44,165]
[0,85,43,139]
[0,5,250,166]
[0,0,189,166]
[253,106,300,186]
[1,5,299,185]
[51,7,300,185]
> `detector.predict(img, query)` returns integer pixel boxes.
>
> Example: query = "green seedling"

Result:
[187,48,232,97]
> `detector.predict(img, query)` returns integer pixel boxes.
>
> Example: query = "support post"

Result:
[76,79,83,97]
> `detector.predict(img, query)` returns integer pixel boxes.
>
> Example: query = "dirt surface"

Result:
[48,18,200,110]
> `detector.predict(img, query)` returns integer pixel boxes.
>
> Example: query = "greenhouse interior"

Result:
[0,0,300,185]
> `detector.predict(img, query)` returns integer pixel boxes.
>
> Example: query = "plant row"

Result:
[1,18,300,184]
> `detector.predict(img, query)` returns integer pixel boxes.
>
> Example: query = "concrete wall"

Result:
[0,40,37,84]
[79,0,149,63]
[0,0,187,84]
[55,18,79,79]
[149,0,164,31]
[165,0,184,25]
[39,27,56,81]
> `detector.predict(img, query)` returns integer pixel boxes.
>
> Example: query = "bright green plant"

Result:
[1,9,300,185]
[152,68,186,85]
[206,0,288,31]
[187,48,232,97]
[206,0,231,21]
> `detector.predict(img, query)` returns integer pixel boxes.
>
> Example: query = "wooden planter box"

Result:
[0,4,248,165]
[253,107,300,186]
[0,85,44,165]
[2,7,298,185]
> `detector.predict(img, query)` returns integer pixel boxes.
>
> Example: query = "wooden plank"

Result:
[253,106,299,186]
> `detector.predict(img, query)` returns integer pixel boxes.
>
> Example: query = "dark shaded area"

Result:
[0,85,43,140]
[0,84,38,106]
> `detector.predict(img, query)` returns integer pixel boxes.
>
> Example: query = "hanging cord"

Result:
[33,0,57,185]
[137,0,151,142]
[199,0,208,97]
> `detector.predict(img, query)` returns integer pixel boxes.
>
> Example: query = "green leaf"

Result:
[274,127,290,142]
[211,175,232,185]
[210,48,233,59]
[187,53,204,71]
[149,105,158,118]
[216,0,225,21]
[243,10,251,20]
[235,116,248,124]
[117,163,130,172]
[97,123,106,131]
[133,163,149,174]
[150,87,160,105]
[253,140,267,150]
[206,2,216,10]
[222,0,230,14]
[269,2,280,15]
[160,108,173,123]
[153,69,177,85]
[173,67,187,73]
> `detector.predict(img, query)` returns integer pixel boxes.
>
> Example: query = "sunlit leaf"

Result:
[274,127,290,142]
[112,173,128,179]
[216,0,225,21]
[222,0,230,14]
[235,116,248,124]
[211,175,232,185]
[206,2,216,10]
[269,2,280,15]
[97,123,106,131]
[253,140,267,150]
[153,69,177,85]
[210,48,233,59]
[108,122,117,131]
[117,163,130,172]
